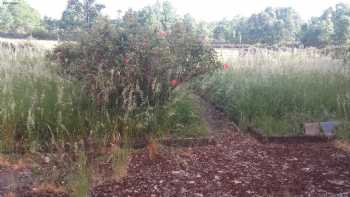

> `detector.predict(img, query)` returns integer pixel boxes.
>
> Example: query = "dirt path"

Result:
[92,95,350,197]
[0,168,33,194]
[195,95,240,134]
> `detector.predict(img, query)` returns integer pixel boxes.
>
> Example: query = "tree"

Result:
[60,0,105,32]
[334,3,350,45]
[212,17,245,43]
[42,17,60,32]
[60,0,83,32]
[158,0,177,30]
[0,0,41,34]
[213,19,230,42]
[0,4,13,32]
[196,21,211,42]
[301,18,325,47]
[243,7,302,45]
[82,0,105,29]
[319,7,335,45]
[183,13,195,32]
[301,8,335,47]
[301,3,350,47]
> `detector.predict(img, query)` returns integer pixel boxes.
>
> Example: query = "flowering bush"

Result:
[52,16,219,114]
[224,63,230,70]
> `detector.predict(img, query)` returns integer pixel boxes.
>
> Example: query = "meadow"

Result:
[1,39,350,195]
[2,1,350,195]
[0,39,207,153]
[194,47,350,137]
[0,39,209,193]
[1,39,350,153]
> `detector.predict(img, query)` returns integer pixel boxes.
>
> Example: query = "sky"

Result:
[26,0,350,22]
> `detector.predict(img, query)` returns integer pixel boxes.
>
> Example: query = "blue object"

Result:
[320,122,338,137]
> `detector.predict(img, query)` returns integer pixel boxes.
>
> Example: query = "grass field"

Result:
[0,37,58,49]
[0,39,206,152]
[194,48,350,138]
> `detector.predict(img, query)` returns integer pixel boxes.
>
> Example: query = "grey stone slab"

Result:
[304,122,321,136]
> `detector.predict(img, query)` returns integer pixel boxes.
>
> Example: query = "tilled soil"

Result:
[0,167,34,194]
[92,97,350,197]
[92,133,350,197]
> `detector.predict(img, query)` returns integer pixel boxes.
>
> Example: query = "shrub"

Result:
[51,17,219,115]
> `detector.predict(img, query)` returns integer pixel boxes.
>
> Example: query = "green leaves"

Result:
[53,8,219,114]
[0,0,41,34]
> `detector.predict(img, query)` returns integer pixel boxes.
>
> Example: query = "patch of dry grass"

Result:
[32,183,66,193]
[0,154,34,170]
[334,140,350,153]
[147,137,159,160]
[4,192,16,197]
[110,147,130,180]
[0,37,58,49]
[0,154,11,167]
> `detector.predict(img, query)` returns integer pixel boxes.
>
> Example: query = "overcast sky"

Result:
[26,0,349,21]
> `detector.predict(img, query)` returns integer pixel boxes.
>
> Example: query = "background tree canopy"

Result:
[0,0,41,34]
[1,0,350,47]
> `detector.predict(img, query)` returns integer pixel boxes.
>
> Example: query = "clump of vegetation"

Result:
[335,122,350,139]
[147,137,159,160]
[193,48,350,137]
[0,1,218,151]
[111,146,130,178]
[48,5,218,142]
[163,88,208,137]
[51,18,218,114]
[68,149,90,197]
[0,42,113,150]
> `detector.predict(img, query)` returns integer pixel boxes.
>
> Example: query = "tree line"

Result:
[0,0,105,40]
[1,0,350,47]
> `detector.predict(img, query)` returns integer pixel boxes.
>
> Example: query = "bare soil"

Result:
[92,97,350,197]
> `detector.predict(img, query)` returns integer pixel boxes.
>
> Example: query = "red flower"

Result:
[170,80,177,87]
[123,57,129,65]
[159,31,167,37]
[224,63,230,70]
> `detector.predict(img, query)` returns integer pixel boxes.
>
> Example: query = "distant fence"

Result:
[211,42,303,50]
[0,31,59,40]
[0,31,80,41]
[0,32,30,39]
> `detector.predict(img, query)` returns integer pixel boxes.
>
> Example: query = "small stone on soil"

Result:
[328,180,345,186]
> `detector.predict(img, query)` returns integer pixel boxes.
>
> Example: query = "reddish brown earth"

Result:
[92,97,350,197]
[92,133,350,197]
[0,167,34,194]
[2,96,350,196]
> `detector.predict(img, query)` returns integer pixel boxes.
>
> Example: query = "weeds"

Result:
[147,137,159,160]
[111,147,130,179]
[194,48,350,137]
[0,40,209,151]
[162,88,208,137]
[69,149,90,197]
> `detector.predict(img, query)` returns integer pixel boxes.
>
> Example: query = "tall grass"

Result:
[0,40,207,152]
[194,48,350,137]
[162,88,208,137]
[0,41,121,151]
